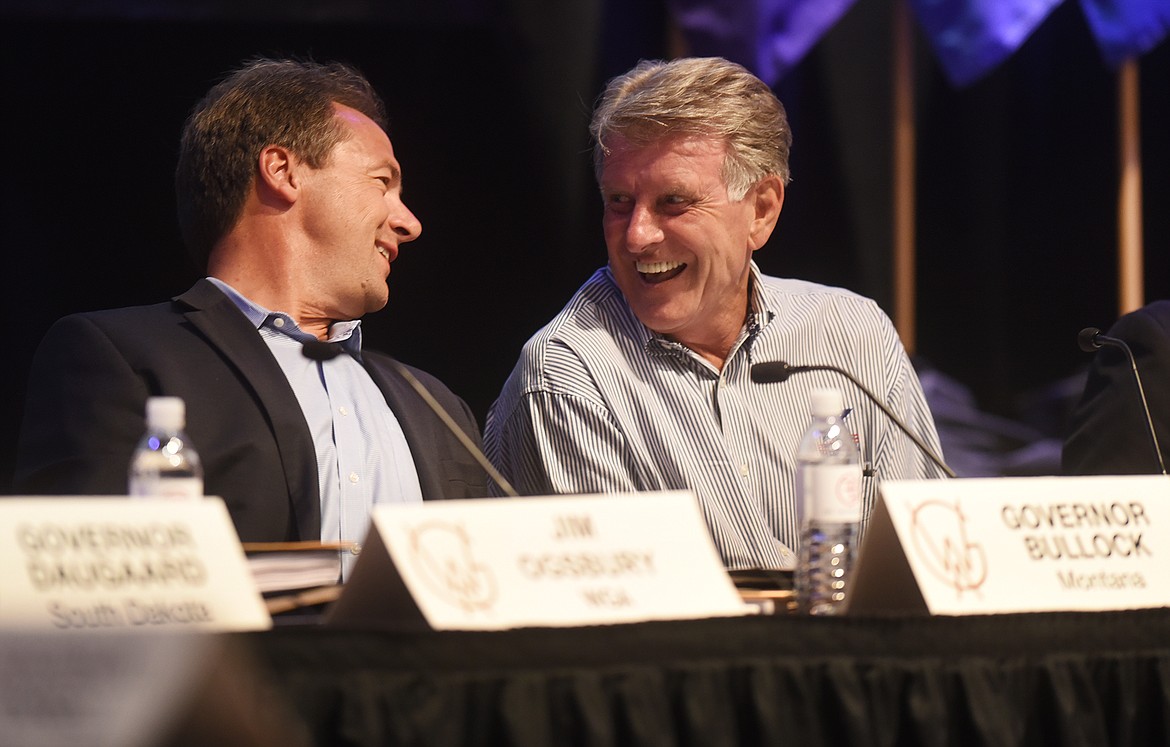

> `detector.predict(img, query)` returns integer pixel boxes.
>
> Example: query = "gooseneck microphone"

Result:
[750,360,957,478]
[1076,327,1167,475]
[302,339,520,496]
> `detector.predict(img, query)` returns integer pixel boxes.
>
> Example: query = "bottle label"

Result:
[802,463,862,523]
[129,477,204,501]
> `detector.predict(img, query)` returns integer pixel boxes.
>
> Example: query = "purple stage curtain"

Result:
[667,0,858,85]
[909,0,1065,86]
[1079,0,1170,65]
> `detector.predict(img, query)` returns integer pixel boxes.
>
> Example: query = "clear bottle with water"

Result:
[794,387,862,615]
[128,396,204,500]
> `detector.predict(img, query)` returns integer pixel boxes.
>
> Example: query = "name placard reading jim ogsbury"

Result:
[328,490,748,630]
[847,475,1170,616]
[0,498,270,632]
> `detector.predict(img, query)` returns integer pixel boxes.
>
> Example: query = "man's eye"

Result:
[606,195,632,212]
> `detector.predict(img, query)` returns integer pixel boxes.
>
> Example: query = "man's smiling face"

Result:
[600,133,762,360]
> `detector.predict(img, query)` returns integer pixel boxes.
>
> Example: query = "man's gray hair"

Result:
[590,57,792,201]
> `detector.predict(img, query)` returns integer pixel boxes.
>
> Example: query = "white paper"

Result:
[0,497,271,631]
[334,490,749,630]
[858,475,1170,615]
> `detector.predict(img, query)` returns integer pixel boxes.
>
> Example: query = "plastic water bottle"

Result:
[128,396,204,500]
[794,387,862,615]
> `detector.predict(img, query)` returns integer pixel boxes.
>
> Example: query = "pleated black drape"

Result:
[247,609,1170,746]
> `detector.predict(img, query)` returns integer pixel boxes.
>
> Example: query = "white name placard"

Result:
[327,490,748,630]
[847,475,1170,615]
[0,498,271,631]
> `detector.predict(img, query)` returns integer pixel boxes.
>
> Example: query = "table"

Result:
[242,608,1170,746]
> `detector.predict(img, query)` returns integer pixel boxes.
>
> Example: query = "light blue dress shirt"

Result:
[207,278,423,579]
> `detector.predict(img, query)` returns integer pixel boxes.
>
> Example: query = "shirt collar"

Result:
[746,262,775,334]
[205,276,363,355]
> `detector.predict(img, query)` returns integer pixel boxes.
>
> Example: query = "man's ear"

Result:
[256,145,300,205]
[748,174,785,251]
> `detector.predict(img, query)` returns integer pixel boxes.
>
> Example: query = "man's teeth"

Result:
[636,260,684,274]
[376,246,390,261]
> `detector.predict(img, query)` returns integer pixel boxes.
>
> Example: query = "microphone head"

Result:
[302,339,344,361]
[1077,327,1103,353]
[750,361,794,384]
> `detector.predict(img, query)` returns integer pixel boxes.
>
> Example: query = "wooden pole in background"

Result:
[1117,58,1144,316]
[893,0,917,353]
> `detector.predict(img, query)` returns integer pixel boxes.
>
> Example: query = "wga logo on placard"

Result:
[408,521,497,613]
[908,499,987,595]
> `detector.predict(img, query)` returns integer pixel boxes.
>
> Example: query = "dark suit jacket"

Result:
[1063,300,1170,475]
[14,279,488,541]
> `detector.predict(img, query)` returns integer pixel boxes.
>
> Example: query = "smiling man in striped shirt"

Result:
[485,57,945,570]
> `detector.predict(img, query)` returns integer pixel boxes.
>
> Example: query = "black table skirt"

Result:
[242,608,1170,746]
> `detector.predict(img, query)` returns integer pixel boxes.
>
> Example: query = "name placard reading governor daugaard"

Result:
[849,475,1170,615]
[331,490,748,630]
[0,498,270,631]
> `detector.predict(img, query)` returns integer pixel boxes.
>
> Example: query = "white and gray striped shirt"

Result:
[485,263,945,569]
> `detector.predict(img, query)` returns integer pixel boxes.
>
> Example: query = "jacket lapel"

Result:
[361,360,448,501]
[174,280,321,539]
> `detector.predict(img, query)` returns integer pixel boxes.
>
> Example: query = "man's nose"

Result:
[389,200,422,243]
[625,205,662,252]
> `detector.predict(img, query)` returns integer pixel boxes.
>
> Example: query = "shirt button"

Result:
[272,317,285,328]
[351,544,362,556]
[739,464,749,477]
[339,406,349,416]
[349,472,359,483]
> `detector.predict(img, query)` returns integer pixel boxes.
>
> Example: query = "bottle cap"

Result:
[145,396,186,431]
[809,388,845,418]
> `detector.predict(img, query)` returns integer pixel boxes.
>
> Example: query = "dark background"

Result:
[2,0,1168,488]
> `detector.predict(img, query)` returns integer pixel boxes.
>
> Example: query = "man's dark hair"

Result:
[175,58,387,270]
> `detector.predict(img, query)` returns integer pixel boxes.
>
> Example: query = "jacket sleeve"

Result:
[14,314,151,495]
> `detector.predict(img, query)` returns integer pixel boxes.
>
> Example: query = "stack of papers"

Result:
[242,542,345,594]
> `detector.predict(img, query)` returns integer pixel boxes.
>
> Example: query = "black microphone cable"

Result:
[302,339,520,496]
[751,360,956,478]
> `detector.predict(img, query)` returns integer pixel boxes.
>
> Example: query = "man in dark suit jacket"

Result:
[1063,301,1170,475]
[14,59,487,556]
